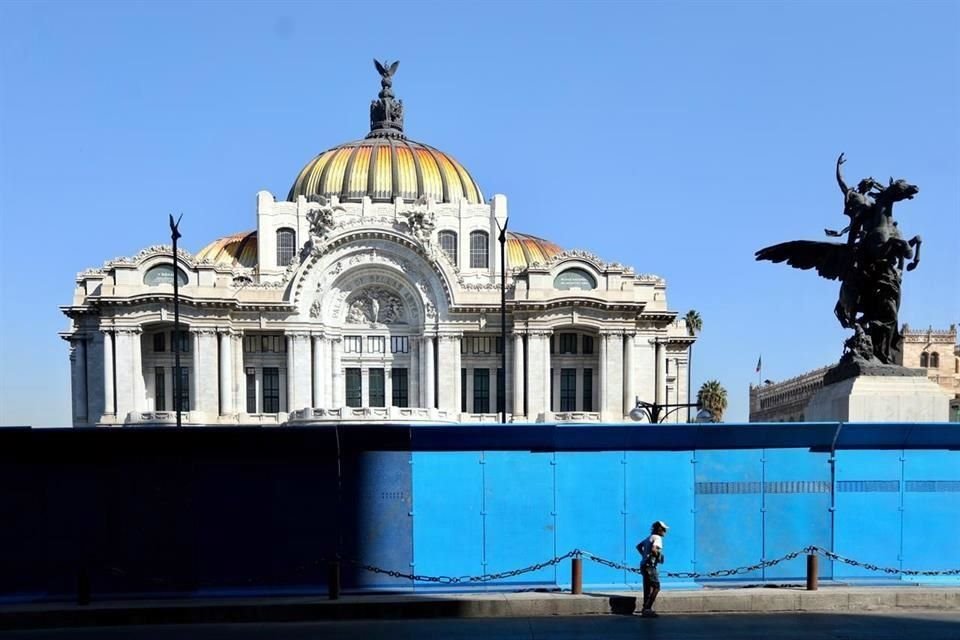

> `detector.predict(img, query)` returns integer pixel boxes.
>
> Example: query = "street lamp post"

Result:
[169,214,183,428]
[629,397,713,424]
[497,216,509,424]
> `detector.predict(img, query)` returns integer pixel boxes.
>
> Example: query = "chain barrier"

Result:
[336,546,960,583]
[90,546,960,590]
[806,545,960,577]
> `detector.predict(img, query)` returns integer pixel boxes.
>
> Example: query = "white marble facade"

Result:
[61,72,696,427]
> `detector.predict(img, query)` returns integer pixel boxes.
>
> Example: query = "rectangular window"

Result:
[154,367,166,411]
[550,368,555,411]
[263,367,280,413]
[582,368,593,412]
[174,330,191,353]
[550,335,555,354]
[344,336,363,353]
[244,336,259,353]
[460,339,468,354]
[473,368,490,414]
[245,367,256,413]
[368,336,385,354]
[559,333,578,354]
[392,368,408,407]
[469,231,489,268]
[369,368,385,407]
[261,335,285,353]
[560,368,577,412]
[582,335,594,355]
[345,368,362,407]
[175,367,190,411]
[153,333,165,353]
[495,336,503,354]
[461,368,467,412]
[496,367,504,415]
[472,336,491,354]
[391,336,408,354]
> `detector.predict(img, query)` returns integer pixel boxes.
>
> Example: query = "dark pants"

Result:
[641,564,660,611]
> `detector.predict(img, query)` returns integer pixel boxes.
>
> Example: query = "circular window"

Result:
[143,264,189,286]
[553,268,597,291]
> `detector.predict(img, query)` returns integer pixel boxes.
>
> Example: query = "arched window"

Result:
[553,268,597,290]
[920,352,929,368]
[439,230,458,266]
[470,230,489,268]
[930,352,940,368]
[276,228,295,266]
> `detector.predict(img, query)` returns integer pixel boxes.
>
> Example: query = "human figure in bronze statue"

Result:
[756,155,922,367]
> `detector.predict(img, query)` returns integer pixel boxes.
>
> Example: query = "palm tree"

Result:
[697,379,728,422]
[684,310,702,422]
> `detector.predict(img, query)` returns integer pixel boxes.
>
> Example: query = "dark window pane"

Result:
[496,367,504,415]
[175,367,190,411]
[461,368,467,412]
[153,333,165,352]
[469,231,488,268]
[582,368,593,412]
[559,334,577,354]
[263,367,280,413]
[439,230,458,266]
[369,368,385,407]
[391,336,408,353]
[345,368,362,407]
[560,368,576,411]
[392,368,408,407]
[276,228,296,266]
[582,335,594,355]
[155,367,166,411]
[473,368,489,414]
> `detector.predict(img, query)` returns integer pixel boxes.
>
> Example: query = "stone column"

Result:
[112,328,137,420]
[551,367,561,413]
[219,329,234,416]
[330,337,343,409]
[623,333,635,418]
[512,333,525,419]
[424,335,436,409]
[102,329,115,420]
[526,331,551,420]
[130,329,145,413]
[190,331,201,412]
[194,329,219,417]
[436,335,461,415]
[385,367,393,408]
[70,337,88,423]
[312,334,325,408]
[598,333,608,416]
[409,337,420,408]
[465,367,475,413]
[655,339,666,406]
[287,333,312,412]
[233,332,244,413]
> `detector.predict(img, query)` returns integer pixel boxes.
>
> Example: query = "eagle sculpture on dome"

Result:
[374,59,399,90]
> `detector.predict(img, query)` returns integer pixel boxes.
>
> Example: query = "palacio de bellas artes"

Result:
[61,60,696,428]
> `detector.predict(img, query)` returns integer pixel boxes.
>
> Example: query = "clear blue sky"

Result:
[1,1,957,426]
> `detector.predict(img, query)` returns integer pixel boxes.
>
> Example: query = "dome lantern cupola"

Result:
[287,60,484,205]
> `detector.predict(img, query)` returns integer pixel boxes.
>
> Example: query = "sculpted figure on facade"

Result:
[346,287,405,325]
[400,195,436,247]
[306,195,345,249]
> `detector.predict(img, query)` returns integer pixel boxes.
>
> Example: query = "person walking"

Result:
[636,520,668,617]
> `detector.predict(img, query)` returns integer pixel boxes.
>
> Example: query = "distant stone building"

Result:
[749,325,959,422]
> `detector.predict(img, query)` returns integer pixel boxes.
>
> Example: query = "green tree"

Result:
[684,310,702,422]
[696,379,728,422]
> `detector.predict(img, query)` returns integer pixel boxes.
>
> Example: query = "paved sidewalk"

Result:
[2,586,958,630]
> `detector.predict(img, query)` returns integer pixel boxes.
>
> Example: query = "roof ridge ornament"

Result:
[368,59,405,139]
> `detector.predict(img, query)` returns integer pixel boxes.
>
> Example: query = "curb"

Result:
[1,588,958,630]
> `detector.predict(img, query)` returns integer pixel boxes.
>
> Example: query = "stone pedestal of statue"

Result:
[805,361,949,422]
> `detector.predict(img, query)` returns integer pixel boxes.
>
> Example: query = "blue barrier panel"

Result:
[901,450,960,583]
[625,451,696,586]
[483,451,556,586]
[340,451,413,589]
[834,450,902,580]
[555,452,626,588]
[694,450,764,580]
[411,452,484,588]
[762,449,832,580]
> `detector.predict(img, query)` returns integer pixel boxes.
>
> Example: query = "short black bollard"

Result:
[77,568,91,606]
[328,561,341,600]
[571,556,583,595]
[806,553,818,591]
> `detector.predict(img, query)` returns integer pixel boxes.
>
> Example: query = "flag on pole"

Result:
[755,355,762,373]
